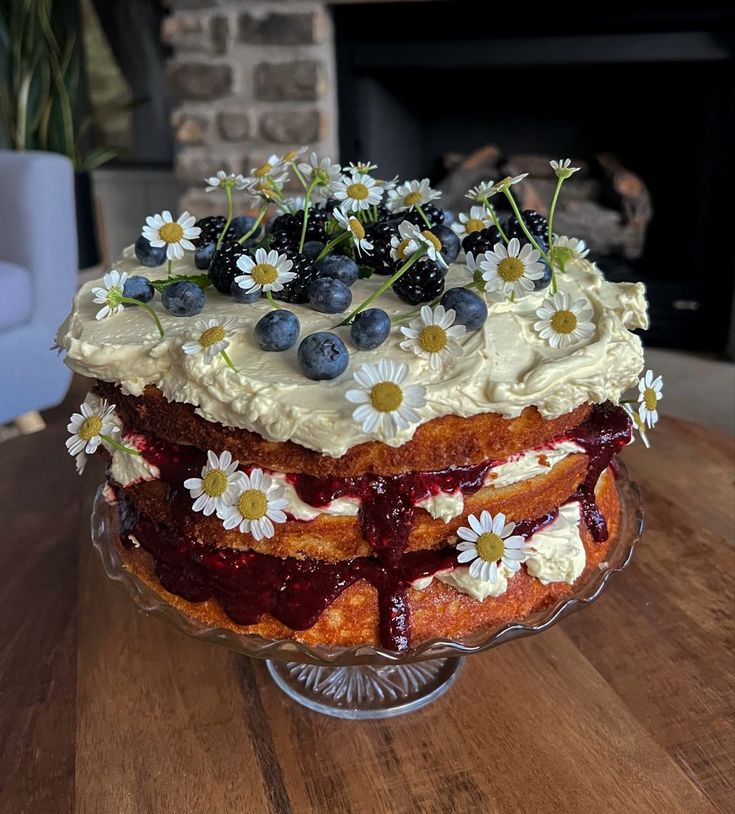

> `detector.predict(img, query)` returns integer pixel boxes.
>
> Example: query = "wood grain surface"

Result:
[1,378,733,814]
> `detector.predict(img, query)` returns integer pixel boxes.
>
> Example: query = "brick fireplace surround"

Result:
[164,0,356,215]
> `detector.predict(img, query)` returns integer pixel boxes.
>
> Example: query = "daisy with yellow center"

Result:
[234,248,296,303]
[400,304,466,371]
[182,317,240,369]
[550,158,581,180]
[280,146,307,164]
[479,237,544,299]
[332,172,382,213]
[345,360,426,441]
[552,235,589,273]
[205,171,248,192]
[456,511,529,584]
[533,292,595,350]
[465,181,496,203]
[218,468,288,540]
[91,270,128,320]
[637,369,663,429]
[390,220,447,268]
[332,208,374,255]
[344,160,378,175]
[66,394,139,474]
[297,152,342,189]
[451,206,493,238]
[623,403,650,449]
[492,173,529,194]
[183,450,244,517]
[387,178,441,214]
[142,210,200,261]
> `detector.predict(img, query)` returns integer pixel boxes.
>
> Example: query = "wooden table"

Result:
[2,380,734,814]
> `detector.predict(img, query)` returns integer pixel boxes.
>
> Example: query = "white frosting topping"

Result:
[58,247,647,457]
[109,433,159,487]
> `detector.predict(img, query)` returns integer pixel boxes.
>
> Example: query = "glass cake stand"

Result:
[90,465,643,720]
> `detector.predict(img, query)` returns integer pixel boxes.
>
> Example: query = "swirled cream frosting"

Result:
[57,247,648,457]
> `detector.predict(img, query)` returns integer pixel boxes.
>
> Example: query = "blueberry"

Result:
[134,235,166,268]
[195,242,216,270]
[297,332,349,380]
[533,260,553,291]
[440,287,488,331]
[230,280,262,303]
[314,254,359,286]
[309,277,352,314]
[441,209,456,226]
[161,281,205,317]
[350,308,391,350]
[254,310,300,351]
[303,240,325,259]
[432,225,461,266]
[230,215,259,240]
[122,275,154,305]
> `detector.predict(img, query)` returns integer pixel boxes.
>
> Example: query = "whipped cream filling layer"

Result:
[413,501,586,600]
[58,249,647,458]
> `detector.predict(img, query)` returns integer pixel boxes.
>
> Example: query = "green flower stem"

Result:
[501,188,551,263]
[290,162,307,188]
[298,179,318,252]
[216,184,234,250]
[480,196,509,243]
[220,349,237,371]
[334,246,427,327]
[100,434,141,456]
[416,205,433,230]
[266,290,281,310]
[371,204,379,222]
[120,297,164,337]
[315,231,350,262]
[167,259,173,276]
[237,206,268,245]
[546,175,565,294]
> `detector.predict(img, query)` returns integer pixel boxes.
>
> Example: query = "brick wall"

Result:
[164,0,338,216]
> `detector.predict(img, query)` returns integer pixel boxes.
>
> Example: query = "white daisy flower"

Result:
[333,208,374,255]
[387,178,441,213]
[400,304,466,371]
[637,369,663,429]
[250,153,288,181]
[345,360,426,440]
[455,510,529,584]
[377,174,400,191]
[550,158,581,179]
[465,181,496,202]
[142,210,200,261]
[492,174,529,193]
[344,160,378,175]
[390,220,447,268]
[623,403,650,449]
[298,152,342,189]
[479,237,544,298]
[66,394,118,472]
[183,450,243,517]
[331,172,382,212]
[182,317,240,364]
[465,251,480,276]
[205,171,248,192]
[450,206,493,238]
[234,248,296,294]
[280,146,307,164]
[533,292,595,350]
[218,468,288,541]
[553,235,589,261]
[91,269,128,320]
[246,176,286,203]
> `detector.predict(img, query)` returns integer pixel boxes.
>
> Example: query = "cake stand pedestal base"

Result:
[265,658,464,719]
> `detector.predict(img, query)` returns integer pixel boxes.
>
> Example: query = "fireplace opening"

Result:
[333,2,735,353]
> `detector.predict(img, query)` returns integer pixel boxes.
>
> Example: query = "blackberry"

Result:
[270,209,330,243]
[209,241,248,294]
[392,257,445,305]
[365,221,399,276]
[270,230,298,257]
[272,254,319,304]
[194,215,228,247]
[399,203,445,229]
[462,225,504,257]
[507,209,548,241]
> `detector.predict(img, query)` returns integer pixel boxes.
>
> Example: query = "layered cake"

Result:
[58,155,658,651]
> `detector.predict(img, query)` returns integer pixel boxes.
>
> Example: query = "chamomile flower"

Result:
[182,317,240,364]
[550,158,580,179]
[400,304,466,371]
[298,152,342,189]
[331,172,382,212]
[451,206,493,238]
[250,154,288,182]
[218,468,288,541]
[183,450,243,517]
[246,176,285,203]
[205,171,248,192]
[623,403,650,449]
[142,211,200,261]
[91,270,128,320]
[345,360,426,441]
[344,160,378,175]
[390,220,447,268]
[533,292,595,350]
[66,395,117,463]
[280,146,307,164]
[387,178,441,213]
[637,369,663,429]
[333,208,374,255]
[479,237,544,298]
[234,248,296,294]
[492,174,528,193]
[465,181,496,202]
[553,235,589,262]
[455,511,529,584]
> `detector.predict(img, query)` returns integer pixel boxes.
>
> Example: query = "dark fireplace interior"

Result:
[333,2,735,353]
